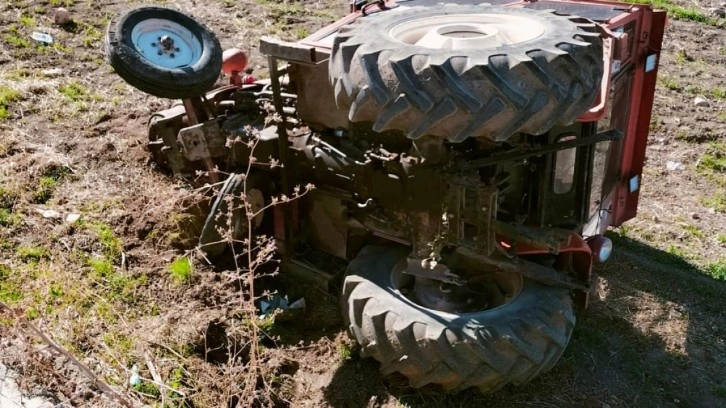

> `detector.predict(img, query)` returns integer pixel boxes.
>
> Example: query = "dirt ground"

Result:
[0,0,725,407]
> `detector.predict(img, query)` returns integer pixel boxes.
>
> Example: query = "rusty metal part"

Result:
[455,129,623,171]
[402,257,465,286]
[455,247,587,291]
[268,55,294,255]
[493,222,573,255]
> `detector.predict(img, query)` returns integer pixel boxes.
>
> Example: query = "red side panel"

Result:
[612,9,667,225]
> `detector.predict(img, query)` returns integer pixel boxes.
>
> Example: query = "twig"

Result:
[0,300,135,408]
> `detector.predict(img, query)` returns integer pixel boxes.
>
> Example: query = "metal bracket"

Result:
[402,257,466,286]
[177,120,223,161]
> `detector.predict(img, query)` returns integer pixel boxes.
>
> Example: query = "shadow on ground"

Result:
[321,236,726,408]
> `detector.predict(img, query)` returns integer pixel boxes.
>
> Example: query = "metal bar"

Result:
[455,129,623,171]
[268,55,293,256]
[182,98,218,183]
[455,247,588,291]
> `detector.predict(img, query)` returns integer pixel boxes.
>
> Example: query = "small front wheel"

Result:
[106,7,223,99]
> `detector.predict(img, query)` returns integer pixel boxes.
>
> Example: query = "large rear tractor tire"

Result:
[106,7,222,99]
[329,5,603,142]
[341,245,576,392]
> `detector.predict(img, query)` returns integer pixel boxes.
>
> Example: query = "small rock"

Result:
[65,213,81,223]
[41,68,63,77]
[35,208,60,218]
[666,161,685,171]
[709,8,726,18]
[693,96,711,107]
[53,7,71,25]
[690,212,700,220]
[652,215,660,222]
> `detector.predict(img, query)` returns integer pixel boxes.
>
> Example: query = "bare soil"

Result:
[0,1,725,407]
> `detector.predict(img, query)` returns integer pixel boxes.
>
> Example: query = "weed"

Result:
[169,257,192,284]
[19,15,36,27]
[0,86,21,121]
[102,332,133,354]
[628,0,720,25]
[701,191,726,212]
[682,224,703,238]
[666,244,686,258]
[295,27,309,39]
[0,264,23,303]
[717,234,726,244]
[3,33,31,48]
[16,246,50,263]
[87,256,114,278]
[657,75,682,91]
[0,209,21,227]
[714,385,726,398]
[134,381,161,397]
[714,88,726,100]
[706,260,726,281]
[59,81,89,102]
[33,176,58,203]
[699,153,726,173]
[337,342,352,360]
[86,222,123,258]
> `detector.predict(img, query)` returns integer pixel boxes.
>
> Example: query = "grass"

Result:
[169,257,193,284]
[0,85,21,121]
[706,261,726,281]
[16,245,50,263]
[682,224,703,238]
[701,192,726,212]
[33,176,58,203]
[59,81,89,103]
[628,0,724,26]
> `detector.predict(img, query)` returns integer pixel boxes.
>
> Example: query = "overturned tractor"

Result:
[107,0,666,392]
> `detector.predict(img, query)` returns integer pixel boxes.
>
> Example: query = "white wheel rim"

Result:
[389,14,545,50]
[131,18,203,69]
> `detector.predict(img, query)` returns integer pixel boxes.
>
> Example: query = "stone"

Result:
[53,7,71,25]
[693,96,710,107]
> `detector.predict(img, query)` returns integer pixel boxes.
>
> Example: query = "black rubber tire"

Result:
[199,173,266,256]
[342,245,576,392]
[329,5,603,142]
[106,7,222,99]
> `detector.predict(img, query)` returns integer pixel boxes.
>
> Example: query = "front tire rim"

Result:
[390,259,524,315]
[389,14,546,50]
[130,18,203,69]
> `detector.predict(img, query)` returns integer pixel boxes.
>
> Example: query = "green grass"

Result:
[0,264,23,303]
[16,246,50,263]
[716,234,726,244]
[700,153,726,173]
[86,222,123,258]
[33,176,58,203]
[169,257,192,284]
[19,15,36,27]
[0,86,21,121]
[657,75,682,92]
[59,82,89,103]
[706,260,726,281]
[0,208,22,227]
[701,192,726,212]
[682,224,703,238]
[628,0,724,26]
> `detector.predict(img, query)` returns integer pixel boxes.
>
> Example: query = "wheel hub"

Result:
[389,13,545,50]
[131,18,202,68]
